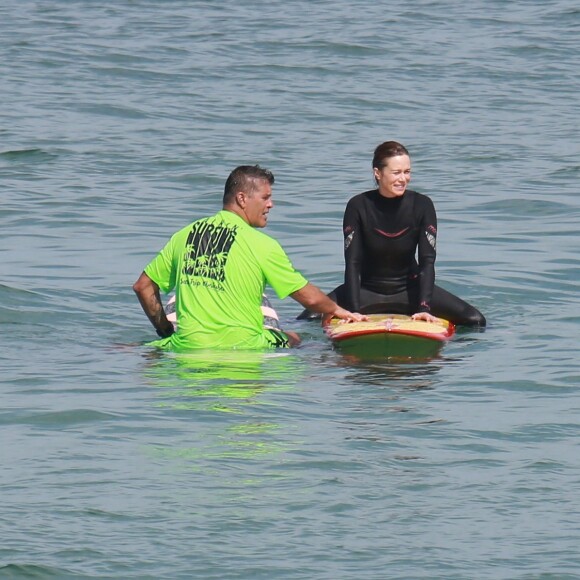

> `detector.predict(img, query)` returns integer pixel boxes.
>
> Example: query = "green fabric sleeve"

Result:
[144,235,178,294]
[262,239,308,299]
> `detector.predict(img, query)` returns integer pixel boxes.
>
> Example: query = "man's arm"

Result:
[132,272,175,338]
[290,283,367,325]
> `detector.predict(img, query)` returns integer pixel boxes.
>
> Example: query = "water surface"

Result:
[1,1,579,578]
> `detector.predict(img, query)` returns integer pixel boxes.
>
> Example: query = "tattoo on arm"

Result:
[136,279,174,338]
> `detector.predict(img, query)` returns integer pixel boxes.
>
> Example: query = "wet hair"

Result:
[223,165,275,205]
[372,141,410,169]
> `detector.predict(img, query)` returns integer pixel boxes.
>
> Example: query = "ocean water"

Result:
[1,1,579,578]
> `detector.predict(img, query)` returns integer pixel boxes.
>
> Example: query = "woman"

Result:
[299,141,486,326]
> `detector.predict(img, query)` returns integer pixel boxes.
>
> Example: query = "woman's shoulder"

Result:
[411,189,429,197]
[406,189,434,205]
[347,189,377,206]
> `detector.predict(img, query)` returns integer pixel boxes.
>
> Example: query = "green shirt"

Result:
[144,210,308,350]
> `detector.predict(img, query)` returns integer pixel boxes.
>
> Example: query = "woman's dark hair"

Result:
[372,141,410,169]
[223,165,275,205]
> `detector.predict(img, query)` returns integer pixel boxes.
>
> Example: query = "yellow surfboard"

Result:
[324,314,455,359]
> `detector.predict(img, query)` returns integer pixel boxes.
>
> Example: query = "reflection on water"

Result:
[325,344,448,392]
[139,348,304,465]
[142,348,299,402]
[339,358,445,391]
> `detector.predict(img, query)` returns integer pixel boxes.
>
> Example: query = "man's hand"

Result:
[321,307,368,327]
[156,322,175,338]
[133,272,174,338]
[291,283,368,327]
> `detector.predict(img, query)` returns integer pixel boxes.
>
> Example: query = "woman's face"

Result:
[373,154,411,198]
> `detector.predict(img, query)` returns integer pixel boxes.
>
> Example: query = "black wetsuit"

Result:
[299,188,486,326]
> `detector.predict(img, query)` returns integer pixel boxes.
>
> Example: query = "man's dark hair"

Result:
[223,165,275,205]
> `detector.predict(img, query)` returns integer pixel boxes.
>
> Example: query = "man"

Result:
[133,165,365,350]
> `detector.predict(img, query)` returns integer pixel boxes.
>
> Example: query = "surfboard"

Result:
[324,314,455,359]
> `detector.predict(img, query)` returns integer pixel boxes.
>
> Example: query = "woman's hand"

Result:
[411,311,439,323]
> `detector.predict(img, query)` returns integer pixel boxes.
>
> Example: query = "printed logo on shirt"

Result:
[182,221,238,289]
[265,329,290,348]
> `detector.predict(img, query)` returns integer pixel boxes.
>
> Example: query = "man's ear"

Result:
[236,192,246,208]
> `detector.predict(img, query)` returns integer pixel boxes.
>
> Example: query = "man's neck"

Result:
[222,205,249,224]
